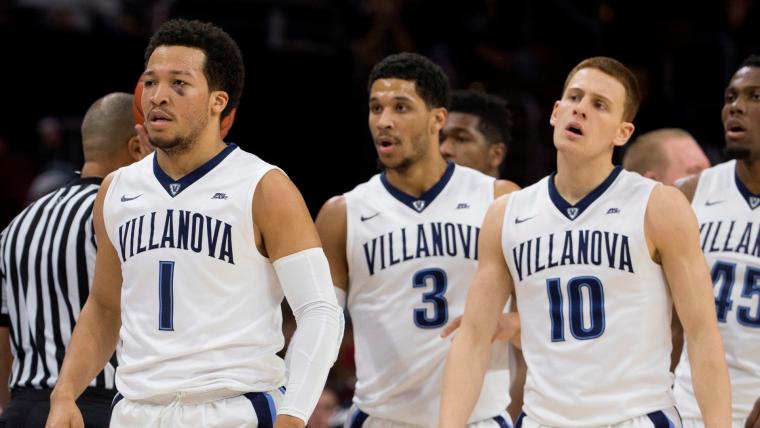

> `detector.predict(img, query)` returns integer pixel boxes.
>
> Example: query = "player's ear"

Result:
[613,122,635,147]
[127,134,153,161]
[549,101,560,127]
[210,91,229,117]
[490,143,507,170]
[430,107,448,135]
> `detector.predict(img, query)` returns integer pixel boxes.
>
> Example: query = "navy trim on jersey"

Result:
[380,162,455,213]
[514,412,525,428]
[349,408,369,428]
[493,414,512,428]
[548,165,623,221]
[646,410,674,428]
[153,143,237,198]
[244,391,275,427]
[734,169,760,210]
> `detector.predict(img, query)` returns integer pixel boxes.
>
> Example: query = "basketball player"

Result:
[316,52,519,428]
[671,54,760,428]
[46,19,342,428]
[440,90,511,179]
[438,88,525,421]
[440,56,731,428]
[622,128,710,185]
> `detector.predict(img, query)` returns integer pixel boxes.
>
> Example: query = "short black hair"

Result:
[450,90,512,149]
[740,54,760,69]
[368,52,450,109]
[145,19,244,118]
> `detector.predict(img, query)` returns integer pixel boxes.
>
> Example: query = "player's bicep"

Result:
[315,196,348,291]
[253,170,321,262]
[646,185,714,332]
[88,174,123,314]
[461,197,513,339]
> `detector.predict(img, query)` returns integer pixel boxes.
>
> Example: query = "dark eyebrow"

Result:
[142,70,194,77]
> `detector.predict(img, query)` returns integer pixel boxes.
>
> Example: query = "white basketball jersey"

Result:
[674,160,760,420]
[103,144,286,400]
[345,163,510,426]
[502,167,674,427]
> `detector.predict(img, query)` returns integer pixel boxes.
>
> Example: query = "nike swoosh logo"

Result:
[360,212,380,222]
[705,200,724,206]
[121,194,142,202]
[515,216,534,224]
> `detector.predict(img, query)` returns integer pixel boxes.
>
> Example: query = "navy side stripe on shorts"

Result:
[493,414,512,428]
[350,408,369,428]
[111,392,124,410]
[245,392,276,428]
[647,411,674,428]
[514,412,525,428]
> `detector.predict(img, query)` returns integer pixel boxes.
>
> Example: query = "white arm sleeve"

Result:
[273,247,345,422]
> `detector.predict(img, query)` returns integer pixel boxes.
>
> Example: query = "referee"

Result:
[0,92,151,427]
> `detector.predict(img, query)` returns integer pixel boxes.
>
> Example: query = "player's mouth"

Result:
[725,119,747,141]
[376,135,400,154]
[564,122,584,139]
[148,110,174,129]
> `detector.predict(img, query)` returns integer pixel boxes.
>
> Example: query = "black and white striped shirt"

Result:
[0,176,116,390]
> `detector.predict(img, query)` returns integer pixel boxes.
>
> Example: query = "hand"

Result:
[45,398,84,428]
[441,312,520,343]
[274,414,305,428]
[747,396,760,428]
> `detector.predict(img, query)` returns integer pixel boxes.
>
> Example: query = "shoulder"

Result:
[494,179,520,198]
[317,195,347,219]
[674,173,702,203]
[645,184,695,231]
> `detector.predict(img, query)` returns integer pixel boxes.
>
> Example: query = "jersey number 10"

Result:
[547,276,606,341]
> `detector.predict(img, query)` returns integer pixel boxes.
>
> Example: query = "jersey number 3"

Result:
[413,268,448,329]
[158,261,175,331]
[547,276,606,341]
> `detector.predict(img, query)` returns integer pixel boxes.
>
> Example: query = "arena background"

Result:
[1,0,759,225]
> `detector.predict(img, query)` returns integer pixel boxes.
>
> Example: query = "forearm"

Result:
[52,299,120,402]
[686,330,731,427]
[439,327,492,427]
[280,301,342,421]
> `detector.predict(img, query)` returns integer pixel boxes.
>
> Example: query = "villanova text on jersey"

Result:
[115,209,234,264]
[510,229,634,281]
[362,222,480,275]
[699,219,760,257]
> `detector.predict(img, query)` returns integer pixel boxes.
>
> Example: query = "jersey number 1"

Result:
[158,261,175,331]
[547,276,605,341]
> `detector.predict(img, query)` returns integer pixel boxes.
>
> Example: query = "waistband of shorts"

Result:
[131,388,252,406]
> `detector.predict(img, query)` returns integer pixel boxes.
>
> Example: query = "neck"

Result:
[80,161,110,179]
[554,151,615,205]
[736,158,760,194]
[156,131,226,180]
[384,153,449,197]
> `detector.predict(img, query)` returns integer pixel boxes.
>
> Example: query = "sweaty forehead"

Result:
[445,112,481,131]
[728,66,760,89]
[146,45,206,75]
[565,68,626,106]
[370,78,422,102]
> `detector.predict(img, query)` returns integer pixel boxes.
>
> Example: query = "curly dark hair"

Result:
[368,52,450,109]
[450,90,512,149]
[145,19,244,119]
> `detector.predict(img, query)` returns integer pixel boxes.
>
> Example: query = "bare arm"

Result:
[440,196,514,427]
[48,174,123,428]
[747,397,760,428]
[314,196,348,293]
[669,174,701,371]
[254,170,338,428]
[646,184,730,428]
